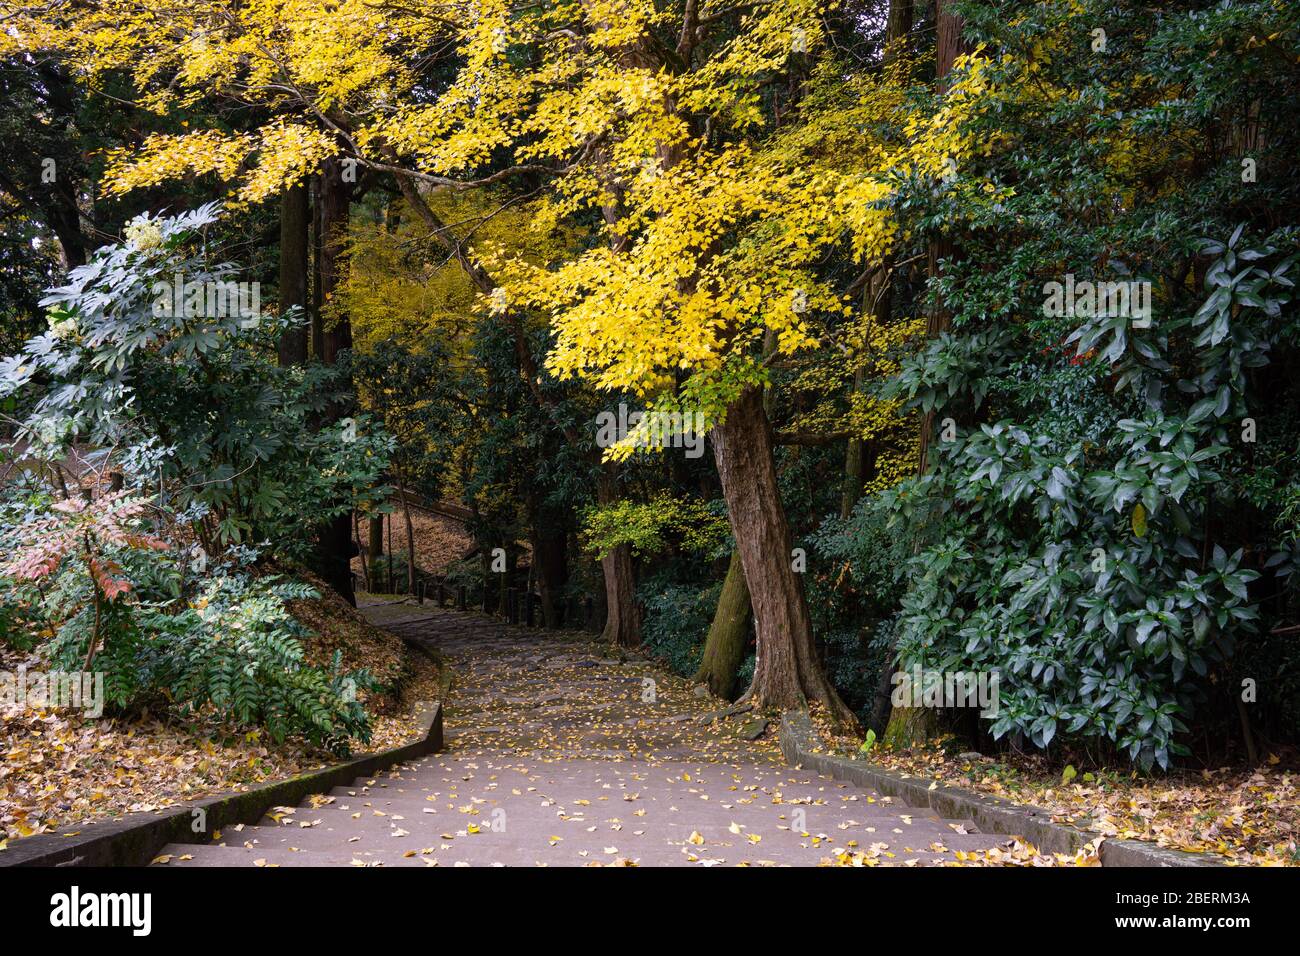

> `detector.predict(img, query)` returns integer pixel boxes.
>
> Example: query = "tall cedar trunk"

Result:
[310,175,325,361]
[692,551,752,699]
[354,510,372,592]
[48,202,85,271]
[313,158,356,605]
[319,517,357,604]
[882,0,967,746]
[596,465,641,646]
[885,0,914,58]
[713,387,856,724]
[529,508,570,628]
[397,475,416,594]
[319,156,354,366]
[33,66,86,271]
[498,549,517,615]
[935,0,966,81]
[840,367,867,519]
[842,268,891,519]
[277,181,310,365]
[368,515,384,563]
[480,551,493,607]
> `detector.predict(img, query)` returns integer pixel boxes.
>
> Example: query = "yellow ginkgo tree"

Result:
[13,0,996,721]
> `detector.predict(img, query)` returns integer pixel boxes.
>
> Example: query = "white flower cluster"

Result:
[124,218,164,251]
[47,313,79,340]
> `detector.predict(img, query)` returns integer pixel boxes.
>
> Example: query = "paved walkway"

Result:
[157,605,1012,866]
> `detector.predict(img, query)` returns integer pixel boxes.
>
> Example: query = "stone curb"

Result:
[779,710,1227,868]
[1,701,443,868]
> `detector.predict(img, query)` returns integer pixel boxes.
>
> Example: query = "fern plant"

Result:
[141,575,375,753]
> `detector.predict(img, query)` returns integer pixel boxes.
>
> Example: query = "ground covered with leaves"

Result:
[1,586,441,846]
[350,506,474,589]
[818,729,1298,866]
[359,607,1096,867]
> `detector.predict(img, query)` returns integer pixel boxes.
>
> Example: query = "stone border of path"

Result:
[779,710,1227,868]
[1,703,443,868]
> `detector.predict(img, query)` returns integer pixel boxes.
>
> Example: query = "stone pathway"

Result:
[156,604,1014,866]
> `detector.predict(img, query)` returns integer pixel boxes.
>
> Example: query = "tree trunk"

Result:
[712,387,856,725]
[277,181,310,366]
[885,0,914,61]
[310,175,325,361]
[529,505,570,628]
[498,548,516,615]
[935,0,967,82]
[34,65,87,271]
[692,551,752,699]
[319,157,354,366]
[840,368,867,520]
[368,515,384,564]
[596,465,641,647]
[47,201,85,271]
[353,510,371,592]
[841,261,891,518]
[312,157,357,605]
[314,516,356,605]
[397,476,416,595]
[843,0,908,524]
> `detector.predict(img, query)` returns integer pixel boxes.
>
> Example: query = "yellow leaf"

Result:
[1131,503,1147,537]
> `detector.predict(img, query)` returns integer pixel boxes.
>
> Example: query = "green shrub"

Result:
[0,205,389,752]
[880,233,1294,769]
[639,573,723,678]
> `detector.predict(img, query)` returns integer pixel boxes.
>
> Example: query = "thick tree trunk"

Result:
[712,387,856,725]
[599,546,638,645]
[277,181,310,366]
[48,201,85,271]
[596,466,641,647]
[31,66,87,271]
[315,516,356,605]
[692,551,752,699]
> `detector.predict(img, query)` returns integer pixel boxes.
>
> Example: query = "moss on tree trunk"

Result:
[692,551,752,700]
